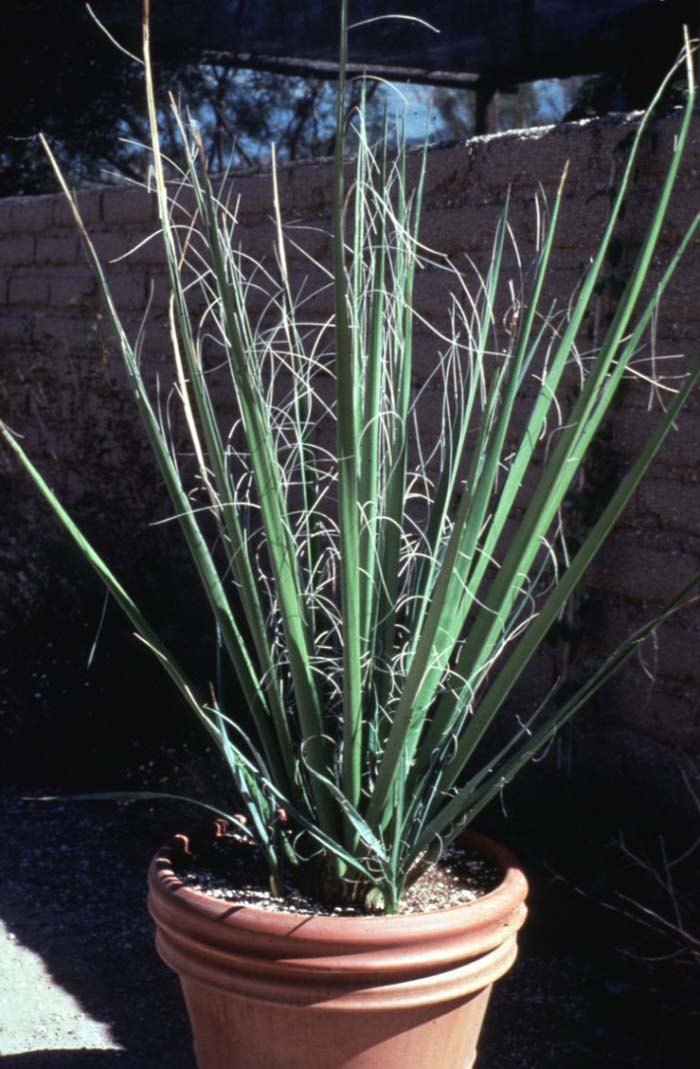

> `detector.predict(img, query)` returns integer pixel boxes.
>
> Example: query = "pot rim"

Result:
[148,829,528,996]
[148,829,528,941]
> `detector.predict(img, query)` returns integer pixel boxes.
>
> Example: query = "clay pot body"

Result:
[148,832,528,1069]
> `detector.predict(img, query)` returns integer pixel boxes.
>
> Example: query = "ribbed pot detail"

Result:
[148,832,528,1069]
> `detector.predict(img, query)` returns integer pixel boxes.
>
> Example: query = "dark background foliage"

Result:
[2,0,694,196]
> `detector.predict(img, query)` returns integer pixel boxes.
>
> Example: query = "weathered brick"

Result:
[644,256,700,325]
[420,203,508,257]
[659,186,700,247]
[229,219,279,266]
[543,191,611,250]
[90,229,143,264]
[587,603,700,685]
[8,196,55,233]
[276,219,332,265]
[9,274,50,305]
[49,271,100,308]
[30,312,102,350]
[53,189,102,229]
[144,272,171,311]
[250,161,334,218]
[473,123,573,197]
[0,235,34,266]
[107,271,145,310]
[410,329,447,384]
[588,539,698,604]
[610,402,700,470]
[119,229,165,266]
[284,265,332,316]
[632,112,700,181]
[590,675,700,750]
[137,313,170,354]
[35,234,79,265]
[165,183,198,222]
[0,314,33,342]
[102,187,157,226]
[0,199,14,231]
[422,143,478,206]
[635,476,700,534]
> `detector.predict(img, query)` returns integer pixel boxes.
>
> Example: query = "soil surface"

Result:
[179,835,501,914]
[1,785,697,1068]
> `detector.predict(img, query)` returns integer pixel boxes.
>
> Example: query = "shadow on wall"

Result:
[0,509,222,790]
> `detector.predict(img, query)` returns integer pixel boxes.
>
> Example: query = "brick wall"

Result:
[1,111,699,772]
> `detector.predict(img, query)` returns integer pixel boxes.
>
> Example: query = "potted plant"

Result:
[2,2,699,1066]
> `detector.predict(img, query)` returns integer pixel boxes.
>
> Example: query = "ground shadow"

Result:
[1,772,697,1068]
[1,1054,142,1068]
[0,792,195,1069]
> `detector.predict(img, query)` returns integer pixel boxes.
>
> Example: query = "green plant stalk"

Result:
[0,441,291,902]
[366,199,519,816]
[417,573,700,855]
[36,137,277,758]
[373,140,429,727]
[164,118,296,790]
[333,0,363,816]
[413,202,700,793]
[368,53,698,831]
[439,54,697,701]
[358,118,389,672]
[142,5,337,841]
[405,183,524,642]
[429,363,700,809]
[270,142,320,645]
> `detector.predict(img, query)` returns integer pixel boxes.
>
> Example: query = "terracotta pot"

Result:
[148,831,528,1069]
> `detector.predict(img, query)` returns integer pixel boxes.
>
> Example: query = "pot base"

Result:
[180,974,493,1068]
